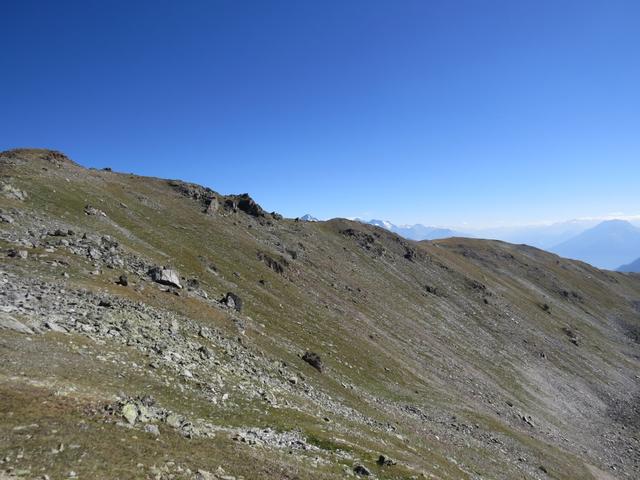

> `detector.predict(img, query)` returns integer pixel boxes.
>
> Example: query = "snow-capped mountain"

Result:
[357,219,465,240]
[299,214,320,222]
[365,219,395,230]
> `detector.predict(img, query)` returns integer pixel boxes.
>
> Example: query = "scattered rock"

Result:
[377,455,396,466]
[354,465,371,476]
[521,414,535,427]
[302,351,324,372]
[0,214,15,224]
[562,327,579,346]
[424,285,437,295]
[44,321,68,333]
[7,249,28,259]
[195,470,216,480]
[223,292,243,312]
[198,345,212,359]
[84,205,107,216]
[144,424,160,436]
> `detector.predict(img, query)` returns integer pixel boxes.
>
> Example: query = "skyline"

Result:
[2,1,639,228]
[349,212,640,231]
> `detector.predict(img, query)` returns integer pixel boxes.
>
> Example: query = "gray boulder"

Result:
[149,267,182,289]
[0,214,14,224]
[223,292,243,312]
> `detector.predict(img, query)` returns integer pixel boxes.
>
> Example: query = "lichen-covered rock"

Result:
[122,403,138,425]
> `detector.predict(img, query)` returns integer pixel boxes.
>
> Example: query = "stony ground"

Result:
[0,149,639,480]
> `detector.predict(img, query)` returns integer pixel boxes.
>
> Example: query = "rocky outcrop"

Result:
[257,251,288,275]
[168,180,270,219]
[224,193,266,217]
[0,148,76,167]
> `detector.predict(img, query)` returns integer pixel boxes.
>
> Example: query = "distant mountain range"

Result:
[358,219,465,240]
[471,219,603,249]
[300,215,462,240]
[549,220,640,270]
[617,257,640,273]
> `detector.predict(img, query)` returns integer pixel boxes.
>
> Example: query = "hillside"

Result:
[1,149,639,480]
[550,219,640,270]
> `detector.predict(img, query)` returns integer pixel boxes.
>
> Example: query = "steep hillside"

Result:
[550,220,640,270]
[1,149,639,480]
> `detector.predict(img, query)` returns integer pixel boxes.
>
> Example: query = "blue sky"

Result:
[1,1,639,227]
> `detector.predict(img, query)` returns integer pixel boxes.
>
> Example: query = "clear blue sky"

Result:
[1,1,639,227]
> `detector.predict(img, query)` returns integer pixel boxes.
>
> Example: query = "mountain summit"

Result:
[0,149,639,479]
